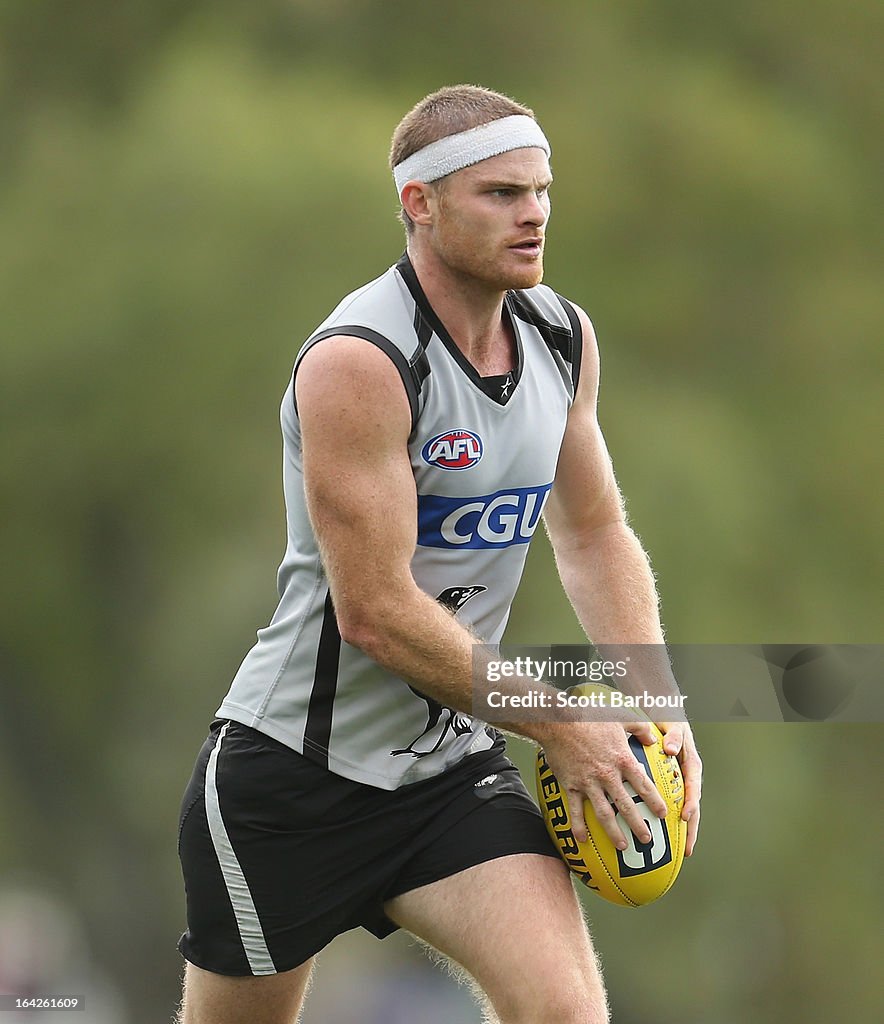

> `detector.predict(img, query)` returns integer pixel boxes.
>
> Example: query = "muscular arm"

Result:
[296,336,478,705]
[544,312,666,644]
[543,308,703,854]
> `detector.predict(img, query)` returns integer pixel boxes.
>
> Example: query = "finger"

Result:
[685,805,701,857]
[682,763,702,816]
[622,757,668,820]
[564,786,590,845]
[657,722,684,757]
[607,784,656,845]
[625,721,658,746]
[583,781,629,850]
[679,743,703,813]
[679,744,703,856]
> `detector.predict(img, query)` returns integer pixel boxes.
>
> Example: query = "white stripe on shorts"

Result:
[205,721,276,975]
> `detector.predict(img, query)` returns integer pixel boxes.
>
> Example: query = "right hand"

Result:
[541,720,668,850]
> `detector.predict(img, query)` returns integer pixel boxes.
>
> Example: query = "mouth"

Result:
[509,237,544,257]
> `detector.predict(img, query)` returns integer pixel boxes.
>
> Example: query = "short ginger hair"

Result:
[389,84,536,232]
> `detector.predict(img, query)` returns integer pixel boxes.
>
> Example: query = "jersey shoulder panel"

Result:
[508,284,583,395]
[290,264,432,430]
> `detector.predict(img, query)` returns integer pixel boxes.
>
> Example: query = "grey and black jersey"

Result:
[217,254,583,789]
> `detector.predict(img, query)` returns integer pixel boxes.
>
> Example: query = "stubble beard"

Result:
[436,231,545,293]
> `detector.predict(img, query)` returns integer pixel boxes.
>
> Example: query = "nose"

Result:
[520,190,549,227]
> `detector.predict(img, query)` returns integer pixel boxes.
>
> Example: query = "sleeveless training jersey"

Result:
[216,253,582,789]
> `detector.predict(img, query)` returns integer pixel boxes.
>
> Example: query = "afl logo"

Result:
[421,429,484,471]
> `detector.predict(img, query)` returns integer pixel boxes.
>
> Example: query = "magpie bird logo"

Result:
[390,585,487,758]
[436,585,487,613]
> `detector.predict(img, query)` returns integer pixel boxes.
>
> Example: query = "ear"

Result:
[400,180,436,226]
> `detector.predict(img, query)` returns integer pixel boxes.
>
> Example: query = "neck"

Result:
[406,243,513,374]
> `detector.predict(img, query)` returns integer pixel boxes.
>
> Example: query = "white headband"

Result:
[393,114,550,195]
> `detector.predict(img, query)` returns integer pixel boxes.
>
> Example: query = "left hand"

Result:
[656,721,702,857]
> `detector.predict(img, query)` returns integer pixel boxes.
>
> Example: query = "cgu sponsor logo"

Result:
[421,429,484,470]
[417,484,552,549]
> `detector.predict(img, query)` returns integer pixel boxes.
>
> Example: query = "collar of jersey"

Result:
[395,252,524,403]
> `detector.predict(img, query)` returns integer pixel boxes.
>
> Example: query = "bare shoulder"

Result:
[295,334,412,439]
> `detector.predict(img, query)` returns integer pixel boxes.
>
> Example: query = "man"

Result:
[176,85,702,1024]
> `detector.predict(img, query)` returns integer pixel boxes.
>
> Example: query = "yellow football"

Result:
[535,693,687,907]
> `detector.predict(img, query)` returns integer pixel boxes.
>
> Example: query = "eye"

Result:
[491,188,515,198]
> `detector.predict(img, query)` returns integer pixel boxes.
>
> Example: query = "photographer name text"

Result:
[483,689,688,710]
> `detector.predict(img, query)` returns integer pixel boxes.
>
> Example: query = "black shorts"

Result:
[177,719,557,976]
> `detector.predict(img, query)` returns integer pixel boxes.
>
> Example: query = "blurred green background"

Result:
[1,2,881,1022]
